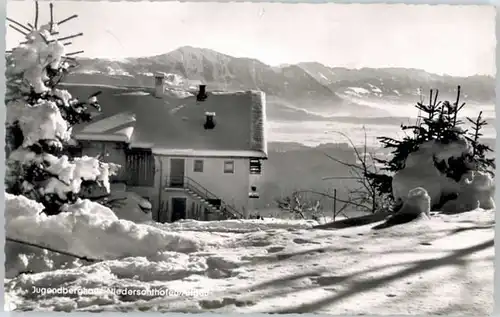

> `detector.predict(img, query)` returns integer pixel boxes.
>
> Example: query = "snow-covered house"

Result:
[68,74,267,222]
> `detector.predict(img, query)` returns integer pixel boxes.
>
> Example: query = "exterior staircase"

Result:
[168,176,244,220]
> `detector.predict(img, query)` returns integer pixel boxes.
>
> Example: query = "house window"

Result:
[125,148,155,187]
[193,159,204,172]
[224,160,235,174]
[250,159,262,175]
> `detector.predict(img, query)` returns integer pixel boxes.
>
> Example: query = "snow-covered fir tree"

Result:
[5,2,120,215]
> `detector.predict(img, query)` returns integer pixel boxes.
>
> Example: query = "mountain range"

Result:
[66,46,495,120]
[61,47,495,208]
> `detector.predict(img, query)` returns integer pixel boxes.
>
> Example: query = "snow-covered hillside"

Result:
[5,193,493,314]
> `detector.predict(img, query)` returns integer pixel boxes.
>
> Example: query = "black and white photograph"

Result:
[4,1,495,314]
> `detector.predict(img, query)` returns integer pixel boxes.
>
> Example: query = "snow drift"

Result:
[5,193,203,278]
[5,204,494,314]
[5,192,318,279]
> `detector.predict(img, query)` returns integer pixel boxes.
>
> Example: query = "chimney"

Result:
[197,84,208,102]
[204,112,216,130]
[153,73,165,98]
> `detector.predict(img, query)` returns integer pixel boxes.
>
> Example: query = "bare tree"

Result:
[275,192,309,220]
[275,189,351,222]
[275,128,391,222]
[320,128,390,214]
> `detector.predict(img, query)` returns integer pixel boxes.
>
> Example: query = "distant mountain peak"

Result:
[71,47,495,105]
[166,45,231,58]
[173,45,218,54]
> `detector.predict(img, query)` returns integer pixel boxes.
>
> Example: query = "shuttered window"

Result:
[125,148,155,187]
[250,159,262,175]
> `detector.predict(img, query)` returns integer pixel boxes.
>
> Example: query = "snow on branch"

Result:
[8,149,121,201]
[5,3,118,215]
[7,99,72,148]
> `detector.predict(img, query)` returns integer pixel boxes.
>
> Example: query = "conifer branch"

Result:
[8,24,28,36]
[57,14,78,25]
[34,1,39,29]
[66,50,84,56]
[6,17,32,32]
[49,3,54,32]
[56,32,84,42]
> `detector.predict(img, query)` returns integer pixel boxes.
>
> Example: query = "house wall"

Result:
[151,189,224,223]
[248,173,265,215]
[78,141,255,222]
[158,155,251,219]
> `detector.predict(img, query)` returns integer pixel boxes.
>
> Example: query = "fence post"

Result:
[333,188,337,222]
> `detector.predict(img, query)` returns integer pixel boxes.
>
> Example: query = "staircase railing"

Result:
[167,176,244,219]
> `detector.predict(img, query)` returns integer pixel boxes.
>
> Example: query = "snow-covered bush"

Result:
[402,187,431,218]
[441,170,496,214]
[100,190,154,223]
[5,6,120,215]
[367,87,495,210]
[391,138,470,207]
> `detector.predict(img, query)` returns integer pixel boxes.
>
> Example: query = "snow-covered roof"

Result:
[78,111,136,142]
[69,84,268,158]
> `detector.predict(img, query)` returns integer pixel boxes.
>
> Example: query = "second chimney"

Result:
[204,112,216,130]
[197,84,208,102]
[153,73,165,98]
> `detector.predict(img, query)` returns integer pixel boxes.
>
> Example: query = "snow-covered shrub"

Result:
[404,187,432,218]
[441,170,495,214]
[367,87,495,210]
[5,9,120,215]
[391,139,469,207]
[275,190,333,221]
[100,190,153,223]
[471,171,496,209]
[392,186,431,221]
[372,187,431,230]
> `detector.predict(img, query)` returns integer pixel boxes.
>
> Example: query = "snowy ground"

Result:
[5,193,494,314]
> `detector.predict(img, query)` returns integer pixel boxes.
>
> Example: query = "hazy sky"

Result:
[6,2,496,77]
